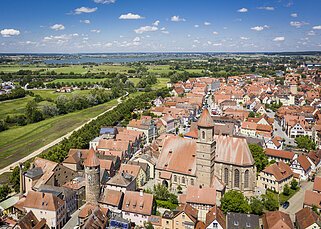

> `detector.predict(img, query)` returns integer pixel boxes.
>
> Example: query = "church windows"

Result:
[234,169,240,188]
[224,168,229,185]
[244,170,249,188]
[202,131,205,140]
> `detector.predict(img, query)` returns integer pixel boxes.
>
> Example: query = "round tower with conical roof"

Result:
[196,108,216,187]
[84,148,100,203]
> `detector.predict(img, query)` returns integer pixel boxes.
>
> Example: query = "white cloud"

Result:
[162,31,169,34]
[237,8,248,13]
[212,31,219,35]
[133,37,140,42]
[251,25,269,31]
[290,21,309,28]
[258,6,274,10]
[307,30,316,36]
[153,20,160,26]
[171,16,186,22]
[240,36,249,40]
[134,26,158,34]
[104,42,113,47]
[193,39,200,43]
[43,34,78,44]
[91,29,101,33]
[74,7,97,14]
[50,24,65,31]
[204,22,211,26]
[80,20,91,24]
[213,43,222,46]
[94,0,116,4]
[273,36,285,41]
[313,25,321,30]
[119,13,144,20]
[0,29,20,37]
[194,25,199,28]
[291,13,298,17]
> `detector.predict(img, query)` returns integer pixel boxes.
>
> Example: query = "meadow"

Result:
[0,98,118,169]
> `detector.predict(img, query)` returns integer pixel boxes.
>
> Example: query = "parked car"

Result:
[282,201,289,209]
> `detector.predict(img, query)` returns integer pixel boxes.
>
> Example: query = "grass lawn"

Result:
[153,78,169,89]
[0,97,34,119]
[30,89,92,100]
[267,188,300,205]
[0,65,47,72]
[0,98,118,169]
[128,78,141,86]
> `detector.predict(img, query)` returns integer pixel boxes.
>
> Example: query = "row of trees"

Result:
[0,88,27,102]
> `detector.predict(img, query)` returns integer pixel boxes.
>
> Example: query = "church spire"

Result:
[197,109,214,128]
[84,148,100,167]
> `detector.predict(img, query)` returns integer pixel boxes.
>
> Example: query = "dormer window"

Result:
[234,221,239,226]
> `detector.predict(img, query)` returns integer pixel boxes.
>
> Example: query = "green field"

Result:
[50,78,108,84]
[0,99,118,169]
[0,90,93,119]
[153,78,169,89]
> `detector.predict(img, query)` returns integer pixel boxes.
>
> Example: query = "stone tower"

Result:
[196,109,216,187]
[84,148,101,203]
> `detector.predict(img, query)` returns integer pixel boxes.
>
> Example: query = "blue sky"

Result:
[0,0,320,53]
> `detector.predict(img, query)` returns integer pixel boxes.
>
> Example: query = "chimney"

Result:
[139,190,144,197]
[19,163,24,195]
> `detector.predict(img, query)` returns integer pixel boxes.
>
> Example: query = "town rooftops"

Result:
[226,212,259,229]
[23,191,65,212]
[205,205,226,229]
[174,203,198,224]
[99,188,123,207]
[297,155,312,172]
[122,191,153,216]
[24,167,43,179]
[14,210,48,229]
[262,211,293,229]
[304,190,321,208]
[265,148,295,160]
[262,161,293,182]
[313,176,321,193]
[296,207,321,229]
[185,186,216,206]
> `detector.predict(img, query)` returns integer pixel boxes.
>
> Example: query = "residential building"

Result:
[296,207,321,229]
[262,211,294,229]
[226,212,259,229]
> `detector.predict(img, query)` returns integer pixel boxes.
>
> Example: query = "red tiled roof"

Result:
[313,176,321,192]
[295,207,321,229]
[197,109,214,127]
[297,155,312,172]
[265,149,295,160]
[84,148,100,167]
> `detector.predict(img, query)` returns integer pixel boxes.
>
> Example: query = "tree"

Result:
[249,111,256,118]
[295,136,316,151]
[248,144,269,172]
[249,197,264,215]
[290,179,298,190]
[0,184,11,200]
[283,184,290,196]
[263,191,279,211]
[221,190,251,214]
[144,222,154,229]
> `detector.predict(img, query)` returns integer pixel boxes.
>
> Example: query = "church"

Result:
[155,109,256,196]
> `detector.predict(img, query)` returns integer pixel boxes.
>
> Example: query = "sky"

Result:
[0,0,321,53]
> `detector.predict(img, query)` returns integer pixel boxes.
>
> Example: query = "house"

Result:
[303,190,321,213]
[226,212,259,229]
[264,148,296,164]
[121,191,153,226]
[127,116,157,143]
[131,154,156,179]
[295,207,321,229]
[204,206,226,229]
[258,161,293,193]
[119,163,147,189]
[171,204,198,229]
[80,205,108,229]
[106,172,136,192]
[266,137,284,150]
[98,188,123,216]
[20,191,67,229]
[308,150,321,172]
[262,211,294,229]
[313,176,321,193]
[13,210,49,229]
[291,155,312,180]
[178,186,216,222]
[63,177,85,208]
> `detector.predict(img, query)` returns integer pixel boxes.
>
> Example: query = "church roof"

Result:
[214,135,255,166]
[84,148,100,167]
[197,109,214,128]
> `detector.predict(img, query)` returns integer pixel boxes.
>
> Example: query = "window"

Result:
[174,175,177,182]
[182,177,185,184]
[234,169,240,188]
[224,168,229,184]
[191,179,194,185]
[202,131,205,140]
[244,170,249,188]
[213,222,218,228]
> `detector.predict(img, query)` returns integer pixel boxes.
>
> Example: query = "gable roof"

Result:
[23,191,65,212]
[185,186,216,206]
[297,155,312,171]
[174,204,198,223]
[265,148,295,160]
[262,161,293,182]
[122,191,153,216]
[205,205,226,229]
[262,211,293,229]
[296,207,321,229]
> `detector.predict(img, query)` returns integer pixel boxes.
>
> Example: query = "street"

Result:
[266,110,296,146]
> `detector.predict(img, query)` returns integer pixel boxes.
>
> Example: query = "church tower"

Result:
[196,109,216,187]
[84,148,100,203]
